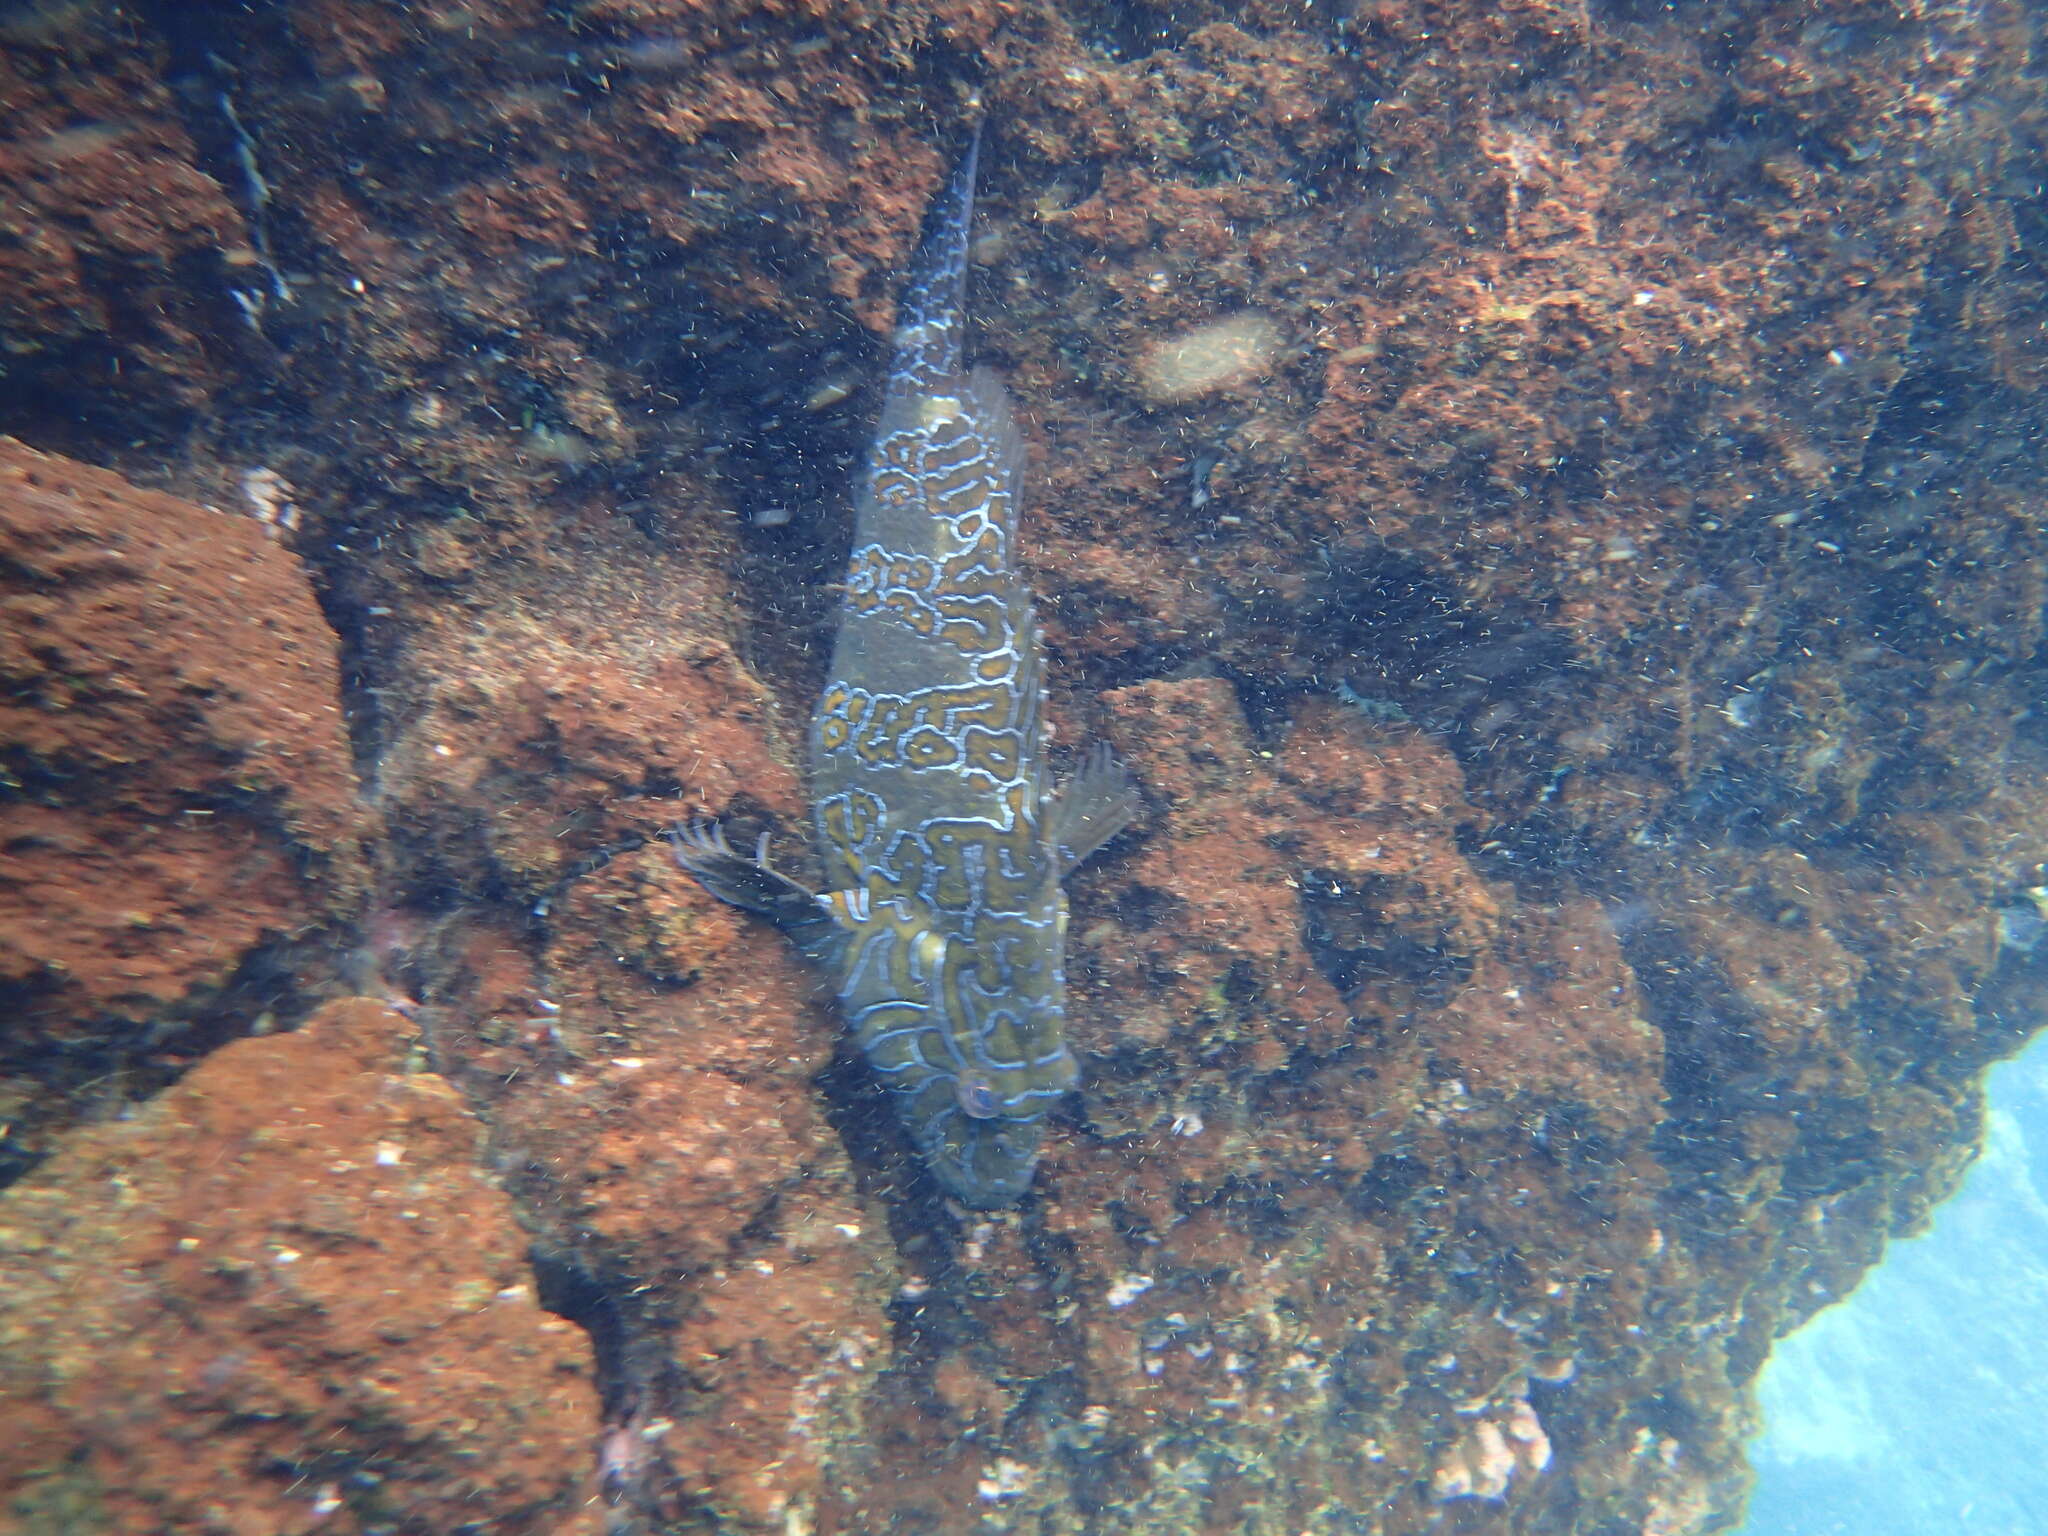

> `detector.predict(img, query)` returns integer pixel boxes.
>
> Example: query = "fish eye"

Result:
[957,1077,1001,1119]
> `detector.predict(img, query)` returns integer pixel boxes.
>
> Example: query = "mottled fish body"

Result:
[674,123,1135,1206]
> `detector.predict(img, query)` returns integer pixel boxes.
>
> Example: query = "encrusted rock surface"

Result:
[0,6,250,436]
[0,438,375,1181]
[0,998,600,1535]
[3,1,2048,1534]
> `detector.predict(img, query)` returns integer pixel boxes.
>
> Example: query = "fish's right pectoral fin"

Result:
[1048,741,1140,876]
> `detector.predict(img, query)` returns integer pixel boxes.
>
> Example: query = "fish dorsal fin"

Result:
[1048,742,1139,876]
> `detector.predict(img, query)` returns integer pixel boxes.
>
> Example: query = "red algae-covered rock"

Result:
[441,835,901,1533]
[0,439,374,1171]
[5,0,2048,1533]
[353,514,895,1529]
[0,998,601,1536]
[372,576,799,903]
[0,10,247,422]
[1084,677,1352,1071]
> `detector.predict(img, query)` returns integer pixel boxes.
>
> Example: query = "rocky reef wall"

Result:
[5,1,2048,1533]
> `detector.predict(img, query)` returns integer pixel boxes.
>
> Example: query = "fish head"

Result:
[923,1104,1048,1207]
[893,1010,1077,1206]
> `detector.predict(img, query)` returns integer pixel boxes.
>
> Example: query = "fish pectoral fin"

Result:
[671,821,810,911]
[671,821,844,966]
[1048,741,1140,876]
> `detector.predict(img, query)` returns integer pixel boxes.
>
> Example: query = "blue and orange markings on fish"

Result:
[672,118,1138,1207]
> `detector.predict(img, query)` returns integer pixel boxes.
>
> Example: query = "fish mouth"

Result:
[920,1105,1046,1207]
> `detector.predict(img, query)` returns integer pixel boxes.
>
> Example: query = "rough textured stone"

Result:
[0,439,375,1177]
[2,1,2047,1532]
[0,9,248,430]
[0,998,601,1536]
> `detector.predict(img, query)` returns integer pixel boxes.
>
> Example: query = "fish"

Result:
[673,120,1137,1205]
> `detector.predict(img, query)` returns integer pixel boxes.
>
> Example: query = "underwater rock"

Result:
[2,0,2047,1532]
[0,11,249,421]
[0,439,374,1179]
[1136,312,1284,403]
[0,998,600,1535]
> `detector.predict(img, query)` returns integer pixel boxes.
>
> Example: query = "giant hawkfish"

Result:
[673,122,1137,1206]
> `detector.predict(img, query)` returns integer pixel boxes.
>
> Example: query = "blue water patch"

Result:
[1739,1030,2048,1535]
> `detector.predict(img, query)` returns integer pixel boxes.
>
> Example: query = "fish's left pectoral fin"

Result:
[673,821,852,967]
[671,821,807,910]
[670,821,842,964]
[1048,741,1140,876]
